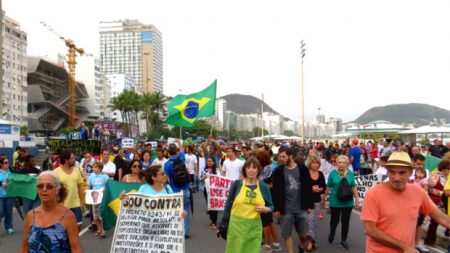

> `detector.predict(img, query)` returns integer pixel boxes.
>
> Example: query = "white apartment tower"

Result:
[77,55,111,117]
[1,13,27,125]
[107,74,135,122]
[99,19,163,94]
[216,98,227,130]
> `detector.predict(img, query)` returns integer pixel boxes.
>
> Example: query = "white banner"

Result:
[110,192,184,253]
[121,138,134,148]
[205,174,234,211]
[355,174,388,204]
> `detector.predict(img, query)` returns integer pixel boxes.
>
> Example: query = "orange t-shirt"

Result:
[361,183,437,253]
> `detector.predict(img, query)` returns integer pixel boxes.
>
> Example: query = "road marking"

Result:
[79,226,89,237]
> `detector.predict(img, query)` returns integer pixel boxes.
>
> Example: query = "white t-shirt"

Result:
[102,161,116,179]
[376,166,387,176]
[80,157,96,178]
[185,154,198,174]
[198,157,206,173]
[152,157,167,168]
[223,158,244,180]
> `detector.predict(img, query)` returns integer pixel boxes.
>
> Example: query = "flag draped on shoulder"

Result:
[6,173,37,200]
[166,80,217,127]
[101,180,144,230]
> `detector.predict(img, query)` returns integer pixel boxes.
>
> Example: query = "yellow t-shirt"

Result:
[444,174,450,216]
[54,166,84,208]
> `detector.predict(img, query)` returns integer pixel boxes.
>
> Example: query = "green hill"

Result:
[220,94,279,115]
[354,103,450,125]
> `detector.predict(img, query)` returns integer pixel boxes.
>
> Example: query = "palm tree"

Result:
[109,90,134,136]
[140,91,168,138]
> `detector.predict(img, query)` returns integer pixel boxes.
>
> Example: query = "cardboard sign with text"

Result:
[355,174,388,204]
[110,192,184,253]
[205,174,234,211]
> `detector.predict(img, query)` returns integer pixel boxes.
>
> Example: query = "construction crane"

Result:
[40,21,84,128]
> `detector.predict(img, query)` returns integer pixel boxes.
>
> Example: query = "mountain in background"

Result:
[353,103,450,125]
[220,94,280,115]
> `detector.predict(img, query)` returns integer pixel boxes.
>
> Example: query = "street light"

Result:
[300,40,306,144]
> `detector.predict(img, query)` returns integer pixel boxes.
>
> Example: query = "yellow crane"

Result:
[40,21,84,128]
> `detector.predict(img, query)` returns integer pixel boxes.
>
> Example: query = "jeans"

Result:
[0,197,14,230]
[23,198,41,216]
[183,189,191,235]
[329,207,352,241]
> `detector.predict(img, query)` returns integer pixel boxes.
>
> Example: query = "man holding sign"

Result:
[361,151,450,253]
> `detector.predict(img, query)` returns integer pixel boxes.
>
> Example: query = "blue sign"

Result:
[0,124,12,134]
[141,32,152,43]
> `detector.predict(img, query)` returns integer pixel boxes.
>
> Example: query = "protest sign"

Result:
[47,139,101,156]
[110,192,184,253]
[121,138,135,148]
[205,174,234,210]
[86,189,103,205]
[355,174,388,204]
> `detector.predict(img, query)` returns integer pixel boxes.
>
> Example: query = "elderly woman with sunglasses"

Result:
[0,156,14,235]
[20,171,82,253]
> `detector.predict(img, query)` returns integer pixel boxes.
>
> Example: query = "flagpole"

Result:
[179,126,182,139]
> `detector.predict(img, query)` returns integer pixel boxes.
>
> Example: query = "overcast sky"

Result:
[4,0,450,122]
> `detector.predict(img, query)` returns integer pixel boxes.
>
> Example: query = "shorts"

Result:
[261,212,273,227]
[280,212,307,239]
[92,204,101,220]
[70,207,83,225]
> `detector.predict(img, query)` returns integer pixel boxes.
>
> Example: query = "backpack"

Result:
[337,177,353,202]
[172,156,189,187]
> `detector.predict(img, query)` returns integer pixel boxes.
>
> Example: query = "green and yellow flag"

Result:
[101,180,144,230]
[424,155,441,172]
[165,80,217,127]
[6,173,37,200]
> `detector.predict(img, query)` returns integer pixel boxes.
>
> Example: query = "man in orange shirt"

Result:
[361,151,450,253]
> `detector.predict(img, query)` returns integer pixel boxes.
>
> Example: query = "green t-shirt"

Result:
[151,150,157,161]
[326,170,356,208]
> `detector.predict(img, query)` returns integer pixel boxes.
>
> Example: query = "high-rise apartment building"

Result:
[99,19,163,94]
[77,55,111,117]
[107,74,135,122]
[1,13,27,125]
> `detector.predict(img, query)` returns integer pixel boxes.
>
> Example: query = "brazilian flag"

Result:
[101,180,144,230]
[166,80,217,127]
[424,155,441,172]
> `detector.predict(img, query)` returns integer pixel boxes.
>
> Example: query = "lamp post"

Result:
[300,40,306,144]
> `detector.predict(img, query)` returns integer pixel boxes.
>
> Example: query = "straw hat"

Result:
[385,151,412,168]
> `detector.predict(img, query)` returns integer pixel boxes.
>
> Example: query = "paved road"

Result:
[1,192,447,253]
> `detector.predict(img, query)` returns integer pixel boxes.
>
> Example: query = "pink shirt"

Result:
[361,183,437,253]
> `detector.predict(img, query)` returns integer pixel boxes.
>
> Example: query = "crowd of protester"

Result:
[0,136,449,252]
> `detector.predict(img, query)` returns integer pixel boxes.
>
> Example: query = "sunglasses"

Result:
[3,161,9,164]
[37,183,56,190]
[132,164,140,168]
[330,160,337,163]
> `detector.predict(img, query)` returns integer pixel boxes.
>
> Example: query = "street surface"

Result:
[1,192,447,253]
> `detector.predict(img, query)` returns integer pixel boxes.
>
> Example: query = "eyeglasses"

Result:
[132,165,140,168]
[37,183,56,190]
[330,160,337,163]
[3,161,9,164]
